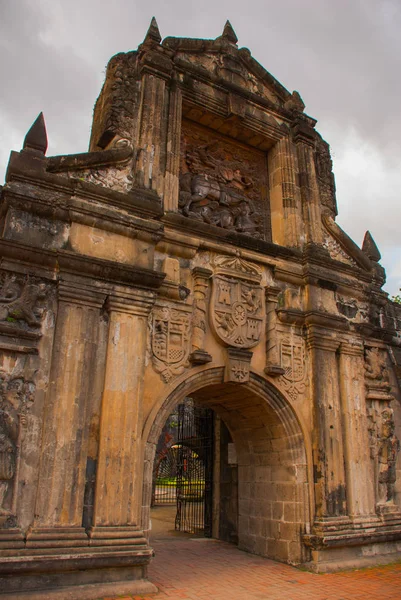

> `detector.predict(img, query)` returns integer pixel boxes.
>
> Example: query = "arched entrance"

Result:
[142,368,311,565]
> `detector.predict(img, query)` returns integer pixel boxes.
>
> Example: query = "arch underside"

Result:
[142,368,310,564]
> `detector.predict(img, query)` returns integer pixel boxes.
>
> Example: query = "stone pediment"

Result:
[163,22,304,114]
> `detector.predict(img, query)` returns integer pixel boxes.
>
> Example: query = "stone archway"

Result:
[142,367,311,565]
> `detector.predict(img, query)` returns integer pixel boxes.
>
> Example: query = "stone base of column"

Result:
[0,527,157,598]
[0,527,25,549]
[26,526,89,548]
[88,525,148,548]
[303,515,401,572]
[264,363,285,377]
[189,349,212,364]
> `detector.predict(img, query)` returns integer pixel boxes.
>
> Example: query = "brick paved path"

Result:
[103,537,401,600]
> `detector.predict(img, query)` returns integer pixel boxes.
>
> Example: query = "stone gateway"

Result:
[0,19,401,599]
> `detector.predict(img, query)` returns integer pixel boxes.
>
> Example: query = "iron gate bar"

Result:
[175,399,214,536]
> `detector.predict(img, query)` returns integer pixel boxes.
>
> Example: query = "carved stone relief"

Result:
[315,138,337,216]
[364,347,390,390]
[277,335,307,401]
[0,368,35,517]
[179,120,269,239]
[66,139,134,193]
[0,273,47,330]
[149,305,191,382]
[225,348,253,383]
[367,403,400,506]
[210,256,264,349]
[189,268,213,364]
[323,233,357,267]
[177,52,279,105]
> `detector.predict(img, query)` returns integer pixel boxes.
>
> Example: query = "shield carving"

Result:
[280,337,305,383]
[151,307,190,382]
[278,336,307,400]
[211,275,264,348]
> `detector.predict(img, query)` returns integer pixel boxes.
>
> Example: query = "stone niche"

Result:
[179,119,271,240]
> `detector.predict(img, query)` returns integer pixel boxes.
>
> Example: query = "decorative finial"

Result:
[23,112,48,155]
[362,230,381,262]
[143,16,162,45]
[221,20,238,45]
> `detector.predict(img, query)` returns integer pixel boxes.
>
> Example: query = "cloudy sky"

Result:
[0,0,400,296]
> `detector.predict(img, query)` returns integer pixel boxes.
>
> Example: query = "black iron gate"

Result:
[152,398,213,536]
[175,400,213,536]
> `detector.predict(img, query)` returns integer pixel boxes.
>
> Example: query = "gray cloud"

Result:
[0,0,400,294]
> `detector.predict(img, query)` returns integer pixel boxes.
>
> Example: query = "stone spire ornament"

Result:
[220,20,238,45]
[23,112,48,154]
[143,16,162,45]
[362,230,381,262]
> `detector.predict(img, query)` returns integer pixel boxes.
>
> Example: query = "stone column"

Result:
[292,122,323,245]
[27,282,104,548]
[264,285,285,377]
[307,330,347,519]
[89,290,155,547]
[338,340,376,519]
[189,267,212,365]
[164,84,182,212]
[268,136,303,247]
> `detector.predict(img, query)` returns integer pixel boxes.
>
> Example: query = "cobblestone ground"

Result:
[103,537,401,600]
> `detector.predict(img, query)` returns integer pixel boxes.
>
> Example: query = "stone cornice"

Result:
[106,293,156,317]
[58,281,106,308]
[0,240,166,291]
[1,189,164,245]
[162,213,301,262]
[339,340,364,357]
[4,151,163,220]
[278,309,349,332]
[47,145,133,173]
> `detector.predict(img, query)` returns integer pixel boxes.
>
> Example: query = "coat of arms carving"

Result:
[150,306,191,382]
[211,257,264,349]
[278,336,307,400]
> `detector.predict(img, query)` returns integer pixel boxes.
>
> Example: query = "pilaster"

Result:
[264,285,285,377]
[307,330,347,520]
[338,340,376,519]
[268,136,303,247]
[292,121,323,244]
[90,290,156,546]
[27,281,105,548]
[189,267,213,365]
[163,84,182,211]
[135,55,172,195]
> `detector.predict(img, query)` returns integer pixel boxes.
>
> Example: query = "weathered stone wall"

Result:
[0,18,400,599]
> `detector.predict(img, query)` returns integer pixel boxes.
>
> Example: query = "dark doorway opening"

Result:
[151,398,214,536]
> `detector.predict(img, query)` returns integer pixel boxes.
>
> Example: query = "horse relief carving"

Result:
[179,121,268,239]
